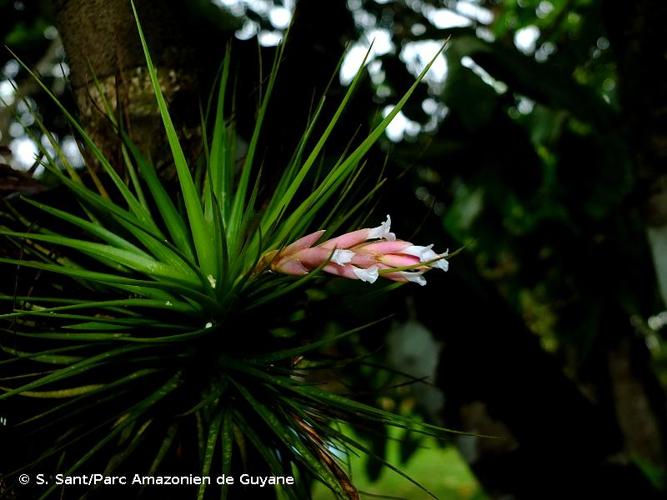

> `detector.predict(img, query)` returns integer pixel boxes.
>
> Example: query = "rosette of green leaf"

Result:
[0,3,450,498]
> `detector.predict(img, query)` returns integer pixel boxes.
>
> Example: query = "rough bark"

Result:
[52,0,209,174]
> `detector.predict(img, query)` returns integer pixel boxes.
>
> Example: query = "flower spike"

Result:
[267,215,448,285]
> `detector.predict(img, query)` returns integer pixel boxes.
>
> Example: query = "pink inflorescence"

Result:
[270,216,448,286]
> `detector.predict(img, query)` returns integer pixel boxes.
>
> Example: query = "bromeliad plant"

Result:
[0,4,451,499]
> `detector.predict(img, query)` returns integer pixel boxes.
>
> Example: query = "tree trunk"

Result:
[53,0,207,174]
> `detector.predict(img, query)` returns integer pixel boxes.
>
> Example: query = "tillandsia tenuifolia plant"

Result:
[0,3,452,499]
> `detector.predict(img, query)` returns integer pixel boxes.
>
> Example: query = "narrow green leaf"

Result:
[228,31,288,251]
[8,49,156,227]
[250,316,390,364]
[1,345,83,365]
[0,257,218,309]
[21,197,151,257]
[105,419,152,474]
[231,411,300,500]
[0,297,194,320]
[122,134,195,260]
[147,423,178,475]
[276,42,448,246]
[37,372,181,500]
[8,384,104,399]
[16,369,159,427]
[0,345,148,400]
[131,1,215,277]
[233,381,347,498]
[87,65,149,209]
[0,230,201,287]
[220,409,234,500]
[328,426,438,500]
[209,46,232,206]
[198,411,223,500]
[260,45,373,237]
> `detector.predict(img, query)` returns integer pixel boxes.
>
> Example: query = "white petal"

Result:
[403,244,434,260]
[352,265,379,283]
[404,245,449,271]
[433,248,450,272]
[331,249,355,265]
[399,271,427,286]
[432,258,449,272]
[368,214,396,241]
